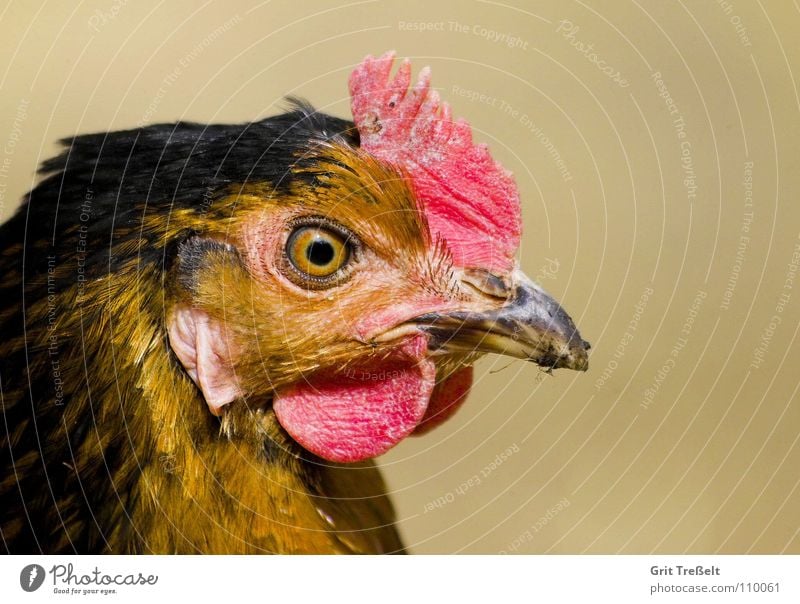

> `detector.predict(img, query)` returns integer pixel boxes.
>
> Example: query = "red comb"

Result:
[349,51,521,274]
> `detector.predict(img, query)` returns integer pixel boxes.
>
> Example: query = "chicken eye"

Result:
[286,225,350,280]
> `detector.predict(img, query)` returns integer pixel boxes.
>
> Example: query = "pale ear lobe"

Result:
[167,306,243,415]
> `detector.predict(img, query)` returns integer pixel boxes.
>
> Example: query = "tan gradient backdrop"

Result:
[1,0,798,554]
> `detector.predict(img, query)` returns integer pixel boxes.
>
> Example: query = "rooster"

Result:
[0,52,588,553]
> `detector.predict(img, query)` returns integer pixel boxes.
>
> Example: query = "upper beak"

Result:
[414,269,590,372]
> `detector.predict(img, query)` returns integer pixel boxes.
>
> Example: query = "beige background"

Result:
[1,0,798,554]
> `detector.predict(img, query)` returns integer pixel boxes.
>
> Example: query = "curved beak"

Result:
[414,269,590,372]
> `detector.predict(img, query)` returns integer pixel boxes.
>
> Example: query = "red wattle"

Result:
[273,335,436,463]
[413,366,473,435]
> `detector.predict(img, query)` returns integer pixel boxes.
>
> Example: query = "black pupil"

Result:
[306,237,335,266]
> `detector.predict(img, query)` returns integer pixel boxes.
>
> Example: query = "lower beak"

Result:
[415,269,590,372]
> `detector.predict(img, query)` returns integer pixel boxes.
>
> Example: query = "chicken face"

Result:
[167,74,589,464]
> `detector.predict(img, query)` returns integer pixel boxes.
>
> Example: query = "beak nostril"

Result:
[460,268,513,300]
